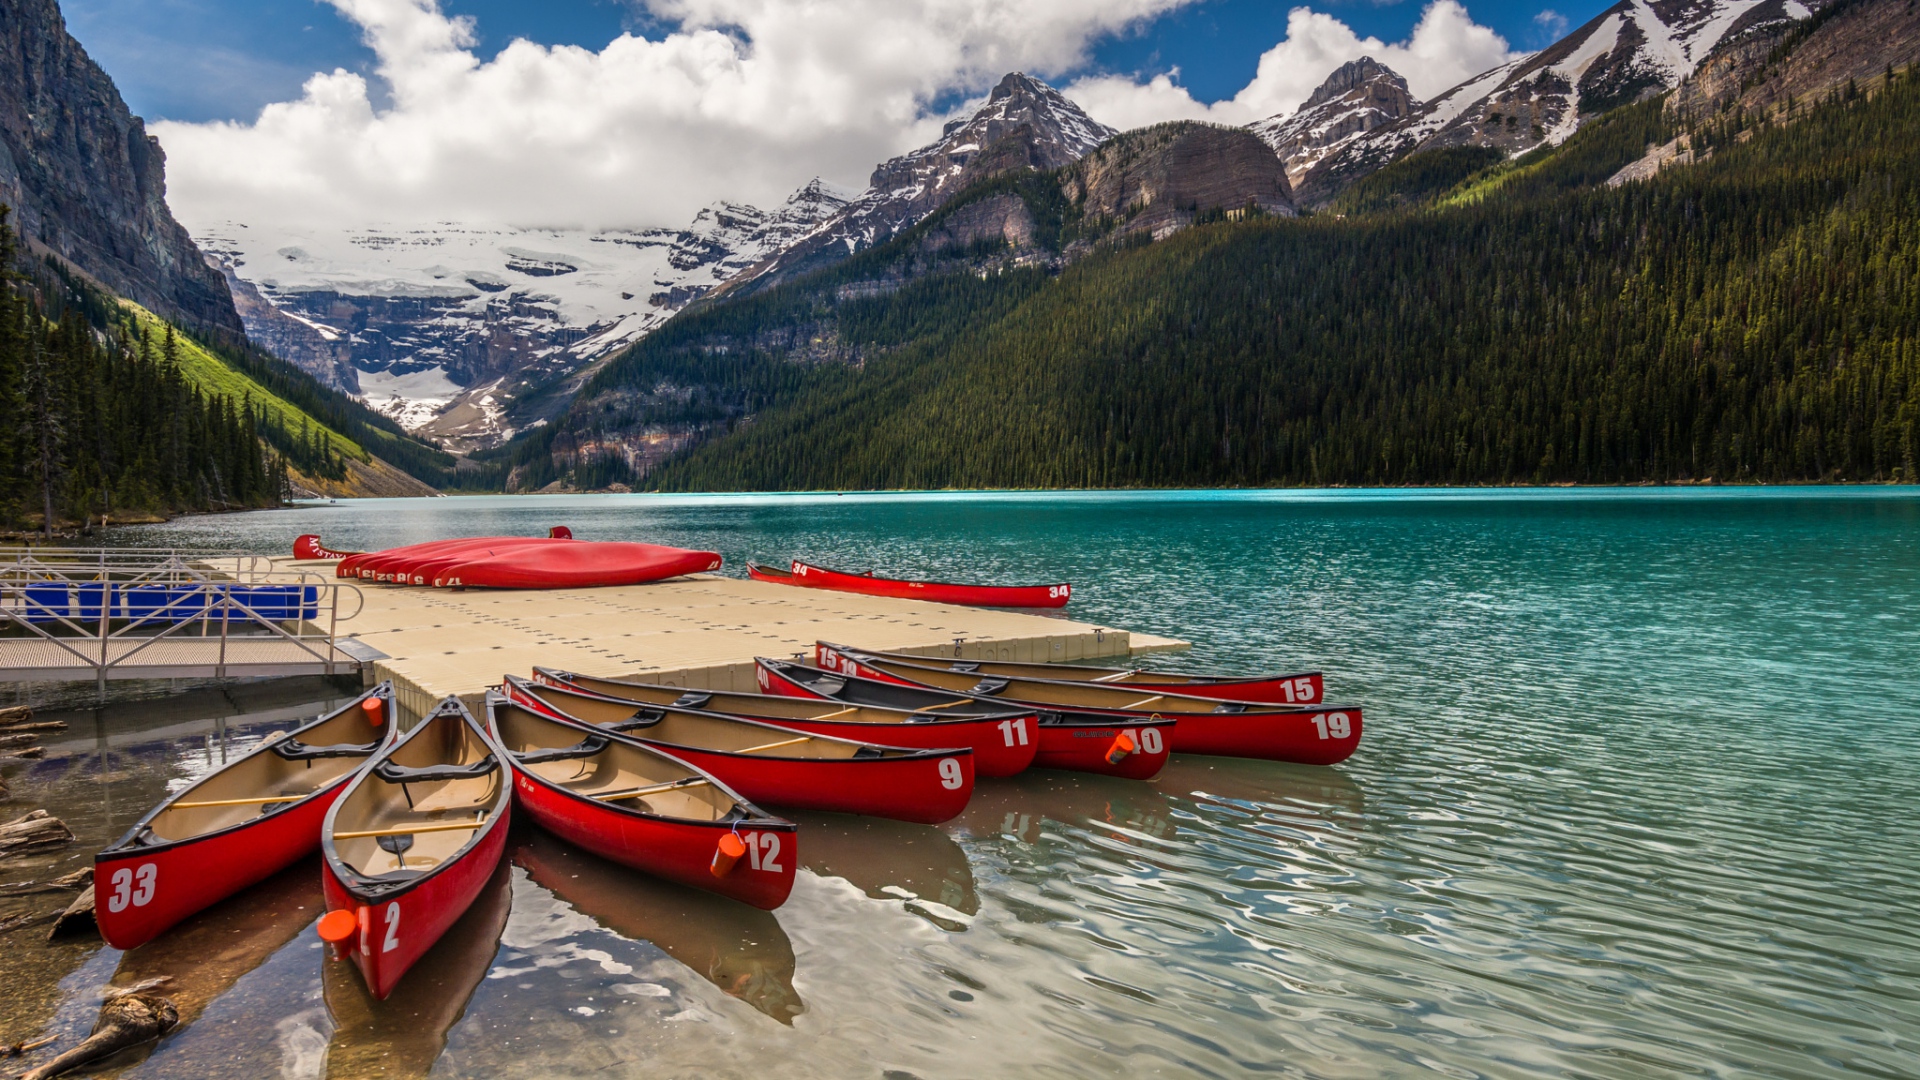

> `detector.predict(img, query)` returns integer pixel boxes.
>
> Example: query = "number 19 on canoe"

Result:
[1309,712,1352,740]
[998,718,1029,746]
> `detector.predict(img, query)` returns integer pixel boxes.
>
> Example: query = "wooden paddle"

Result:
[334,817,487,840]
[170,794,312,809]
[735,735,812,754]
[593,777,712,802]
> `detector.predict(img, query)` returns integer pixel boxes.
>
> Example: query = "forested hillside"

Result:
[0,211,284,531]
[556,64,1918,490]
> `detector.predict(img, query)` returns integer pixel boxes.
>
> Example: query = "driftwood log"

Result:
[0,724,63,736]
[0,750,43,763]
[0,707,29,725]
[46,885,94,941]
[0,869,89,898]
[15,980,177,1080]
[0,813,73,860]
[0,736,40,751]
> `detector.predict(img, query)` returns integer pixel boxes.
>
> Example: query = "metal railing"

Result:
[0,548,366,687]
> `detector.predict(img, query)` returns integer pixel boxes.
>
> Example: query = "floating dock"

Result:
[272,558,1189,719]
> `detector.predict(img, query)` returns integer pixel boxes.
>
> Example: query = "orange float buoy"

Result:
[317,909,358,959]
[711,833,747,877]
[1105,733,1136,765]
[361,696,385,727]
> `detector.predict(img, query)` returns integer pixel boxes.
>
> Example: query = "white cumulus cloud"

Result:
[153,0,1521,234]
[1065,1,1522,131]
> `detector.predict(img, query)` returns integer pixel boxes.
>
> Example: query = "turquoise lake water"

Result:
[10,488,1916,1078]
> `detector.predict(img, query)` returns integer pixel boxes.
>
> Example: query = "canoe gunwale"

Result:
[491,694,794,834]
[99,681,397,862]
[322,696,513,904]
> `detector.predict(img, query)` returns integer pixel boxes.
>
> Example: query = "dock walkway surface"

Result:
[272,558,1188,718]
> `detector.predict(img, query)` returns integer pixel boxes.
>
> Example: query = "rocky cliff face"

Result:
[1063,122,1294,239]
[1286,0,1820,205]
[1250,59,1419,190]
[719,72,1115,295]
[0,0,240,335]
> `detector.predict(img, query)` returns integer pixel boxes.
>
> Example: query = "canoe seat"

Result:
[515,735,610,764]
[1209,702,1248,714]
[375,755,496,784]
[810,675,848,695]
[601,708,665,733]
[273,738,380,761]
[670,692,711,708]
[947,662,980,673]
[968,678,1011,696]
[852,745,887,759]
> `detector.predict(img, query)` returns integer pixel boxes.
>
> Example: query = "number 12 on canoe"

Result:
[739,831,783,873]
[1309,712,1353,740]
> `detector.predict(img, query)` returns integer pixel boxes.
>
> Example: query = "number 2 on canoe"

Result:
[741,831,783,873]
[383,903,401,954]
[105,864,157,913]
[938,758,964,789]
[1309,712,1352,740]
[997,718,1029,747]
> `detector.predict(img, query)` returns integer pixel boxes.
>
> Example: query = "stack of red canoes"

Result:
[295,532,722,590]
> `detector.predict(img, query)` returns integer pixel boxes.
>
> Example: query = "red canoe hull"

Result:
[510,769,794,910]
[321,802,510,1001]
[1163,707,1363,766]
[1034,719,1175,779]
[96,783,345,951]
[440,542,721,589]
[752,658,1038,776]
[749,560,1070,608]
[502,680,975,824]
[812,643,1326,706]
[293,535,360,561]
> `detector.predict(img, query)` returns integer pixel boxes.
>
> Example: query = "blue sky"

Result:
[68,0,1607,125]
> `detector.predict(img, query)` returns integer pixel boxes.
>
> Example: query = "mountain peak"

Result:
[1304,58,1410,109]
[1251,58,1419,186]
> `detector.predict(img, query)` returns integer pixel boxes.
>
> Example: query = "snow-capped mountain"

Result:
[1250,58,1419,190]
[719,72,1117,295]
[1282,0,1816,204]
[200,180,852,450]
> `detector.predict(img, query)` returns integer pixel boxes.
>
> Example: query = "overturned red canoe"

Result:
[747,559,1071,609]
[294,535,361,561]
[502,675,974,824]
[440,541,720,589]
[814,642,1326,706]
[534,667,1038,778]
[488,693,796,910]
[95,683,398,950]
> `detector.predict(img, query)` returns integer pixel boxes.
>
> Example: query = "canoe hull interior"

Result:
[321,808,511,1001]
[752,659,1038,776]
[511,771,796,910]
[813,642,1326,706]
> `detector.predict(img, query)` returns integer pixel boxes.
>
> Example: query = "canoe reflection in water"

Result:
[789,811,977,927]
[513,830,804,1024]
[90,857,324,1075]
[321,855,513,1079]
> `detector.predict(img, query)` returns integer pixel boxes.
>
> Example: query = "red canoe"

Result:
[814,642,1325,706]
[817,644,1363,767]
[755,657,1171,779]
[747,559,1071,609]
[533,668,1038,778]
[501,675,974,824]
[94,684,397,950]
[488,693,796,909]
[294,535,361,561]
[320,696,513,1000]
